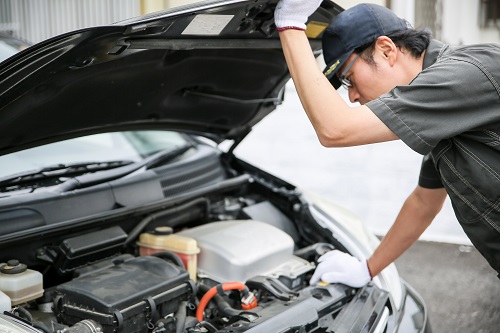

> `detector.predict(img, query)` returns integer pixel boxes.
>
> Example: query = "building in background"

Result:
[0,0,140,43]
[0,0,499,44]
[390,0,500,44]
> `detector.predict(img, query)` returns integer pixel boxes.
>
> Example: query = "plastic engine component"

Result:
[55,226,127,274]
[54,256,190,333]
[177,220,296,282]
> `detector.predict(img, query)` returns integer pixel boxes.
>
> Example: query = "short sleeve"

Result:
[367,54,500,155]
[418,154,443,189]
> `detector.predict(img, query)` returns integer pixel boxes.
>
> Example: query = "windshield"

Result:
[0,131,189,179]
[0,35,30,62]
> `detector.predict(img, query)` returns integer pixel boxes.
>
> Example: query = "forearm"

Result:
[278,30,396,147]
[367,186,447,277]
[279,30,351,142]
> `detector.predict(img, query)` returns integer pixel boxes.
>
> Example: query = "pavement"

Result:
[395,241,500,332]
[234,82,500,332]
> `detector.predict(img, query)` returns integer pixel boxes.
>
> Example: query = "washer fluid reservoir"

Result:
[0,260,43,306]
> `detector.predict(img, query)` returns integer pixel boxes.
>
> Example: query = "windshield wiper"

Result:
[59,143,194,192]
[0,160,134,190]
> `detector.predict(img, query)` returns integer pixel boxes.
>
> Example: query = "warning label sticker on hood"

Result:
[182,14,234,35]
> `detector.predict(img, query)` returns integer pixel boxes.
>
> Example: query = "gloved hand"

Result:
[274,0,323,31]
[309,250,372,288]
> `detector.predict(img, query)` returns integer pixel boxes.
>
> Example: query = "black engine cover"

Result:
[54,255,190,333]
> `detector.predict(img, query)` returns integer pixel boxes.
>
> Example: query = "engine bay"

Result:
[0,163,380,333]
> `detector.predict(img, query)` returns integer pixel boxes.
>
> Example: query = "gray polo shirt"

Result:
[367,39,500,274]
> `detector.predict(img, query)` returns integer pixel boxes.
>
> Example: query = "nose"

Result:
[348,87,360,104]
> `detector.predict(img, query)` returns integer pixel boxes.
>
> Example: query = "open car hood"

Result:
[0,0,341,156]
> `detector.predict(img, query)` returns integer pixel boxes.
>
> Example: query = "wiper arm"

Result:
[59,143,194,192]
[0,160,134,189]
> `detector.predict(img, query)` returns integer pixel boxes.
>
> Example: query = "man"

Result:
[274,1,500,287]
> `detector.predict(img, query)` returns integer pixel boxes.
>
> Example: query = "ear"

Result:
[374,36,398,66]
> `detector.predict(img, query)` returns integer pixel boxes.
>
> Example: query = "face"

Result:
[338,48,405,105]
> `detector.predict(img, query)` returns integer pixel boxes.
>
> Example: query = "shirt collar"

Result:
[423,39,447,70]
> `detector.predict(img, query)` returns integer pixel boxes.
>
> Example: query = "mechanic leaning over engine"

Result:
[274,0,500,285]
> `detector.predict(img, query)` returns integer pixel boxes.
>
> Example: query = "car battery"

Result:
[53,255,191,333]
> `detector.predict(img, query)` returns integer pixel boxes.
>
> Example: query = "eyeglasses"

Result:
[338,53,360,89]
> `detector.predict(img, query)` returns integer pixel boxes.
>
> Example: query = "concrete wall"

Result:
[0,0,140,43]
[391,0,416,26]
[390,0,500,45]
[440,0,499,44]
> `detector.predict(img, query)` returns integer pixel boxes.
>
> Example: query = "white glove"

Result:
[274,0,323,31]
[309,250,372,288]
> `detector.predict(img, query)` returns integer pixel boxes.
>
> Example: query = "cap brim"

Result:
[323,51,353,90]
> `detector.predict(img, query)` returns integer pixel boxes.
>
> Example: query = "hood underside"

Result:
[0,0,341,156]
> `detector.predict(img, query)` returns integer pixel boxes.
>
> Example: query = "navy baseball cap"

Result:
[322,3,412,89]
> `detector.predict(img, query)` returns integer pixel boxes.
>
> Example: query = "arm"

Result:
[278,30,397,147]
[367,185,447,276]
[310,186,447,287]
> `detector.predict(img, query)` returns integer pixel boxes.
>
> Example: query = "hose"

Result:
[195,282,257,322]
[175,301,187,333]
[125,198,208,246]
[66,320,103,333]
[12,306,32,322]
[151,251,185,269]
[198,284,241,317]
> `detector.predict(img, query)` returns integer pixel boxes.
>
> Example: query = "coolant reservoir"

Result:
[137,227,200,281]
[0,260,43,306]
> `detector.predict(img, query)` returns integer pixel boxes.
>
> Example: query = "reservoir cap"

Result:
[0,260,28,274]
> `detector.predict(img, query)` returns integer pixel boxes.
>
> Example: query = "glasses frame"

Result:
[338,53,360,89]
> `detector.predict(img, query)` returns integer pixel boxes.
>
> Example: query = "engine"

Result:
[0,216,352,333]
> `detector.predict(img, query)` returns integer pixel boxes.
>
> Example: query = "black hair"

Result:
[355,28,433,64]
